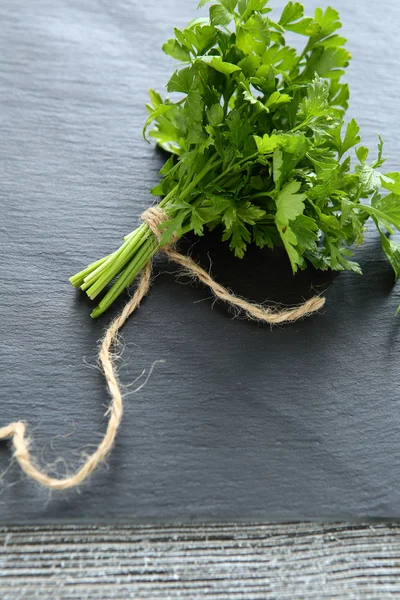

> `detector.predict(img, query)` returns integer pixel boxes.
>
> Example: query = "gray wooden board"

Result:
[0,0,400,523]
[2,523,400,599]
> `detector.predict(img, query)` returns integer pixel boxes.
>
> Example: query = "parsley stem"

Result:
[69,255,112,288]
[90,234,158,318]
[247,191,274,200]
[85,224,149,299]
[291,120,309,133]
[348,201,400,231]
[208,152,259,189]
[159,185,179,208]
[179,154,222,201]
[81,235,136,291]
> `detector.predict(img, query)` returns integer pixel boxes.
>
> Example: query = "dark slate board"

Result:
[1,0,400,524]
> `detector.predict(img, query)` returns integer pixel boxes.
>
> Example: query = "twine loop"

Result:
[141,206,325,325]
[0,207,325,490]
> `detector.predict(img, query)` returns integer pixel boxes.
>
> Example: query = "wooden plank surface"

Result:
[1,523,400,598]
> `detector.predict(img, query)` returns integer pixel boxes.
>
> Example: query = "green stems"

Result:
[70,222,158,318]
[70,255,112,289]
[291,120,310,133]
[82,225,148,298]
[90,232,158,318]
[70,153,224,318]
[70,150,259,318]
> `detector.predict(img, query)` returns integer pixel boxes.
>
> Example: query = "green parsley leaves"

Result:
[145,0,400,277]
[71,0,400,317]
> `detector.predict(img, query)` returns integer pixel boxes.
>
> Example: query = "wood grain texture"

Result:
[2,523,400,598]
[1,0,400,522]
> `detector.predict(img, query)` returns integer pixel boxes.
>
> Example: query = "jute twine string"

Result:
[0,207,325,490]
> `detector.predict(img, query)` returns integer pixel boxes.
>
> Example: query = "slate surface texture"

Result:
[0,0,400,523]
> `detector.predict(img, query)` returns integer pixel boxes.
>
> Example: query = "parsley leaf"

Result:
[274,181,307,270]
[275,180,306,225]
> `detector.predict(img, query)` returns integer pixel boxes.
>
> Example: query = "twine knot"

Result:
[141,206,171,244]
[0,207,325,490]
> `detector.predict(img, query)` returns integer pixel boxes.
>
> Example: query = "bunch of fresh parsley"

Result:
[71,0,400,318]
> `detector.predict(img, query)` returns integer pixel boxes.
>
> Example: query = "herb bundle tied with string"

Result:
[71,0,400,318]
[2,0,400,492]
